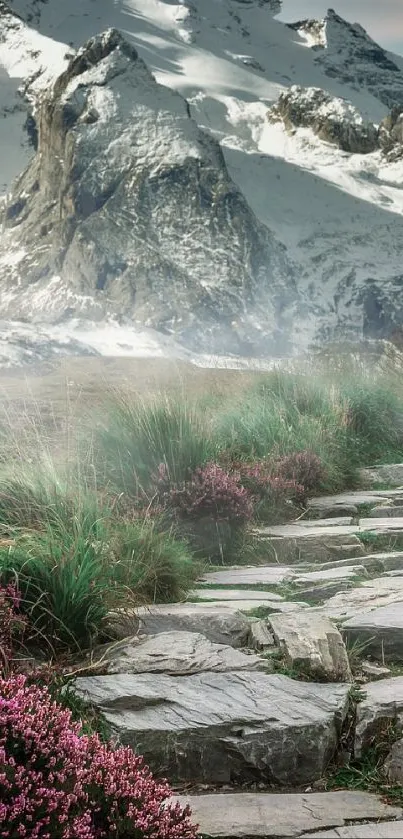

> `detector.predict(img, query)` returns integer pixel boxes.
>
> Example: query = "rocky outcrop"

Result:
[293,10,403,111]
[354,676,403,757]
[73,671,350,785]
[268,611,352,682]
[268,86,379,154]
[0,28,299,356]
[379,107,403,160]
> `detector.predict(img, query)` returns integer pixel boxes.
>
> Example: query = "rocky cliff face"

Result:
[0,27,298,355]
[291,10,403,111]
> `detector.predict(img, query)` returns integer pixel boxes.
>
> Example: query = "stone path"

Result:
[74,472,403,837]
[174,792,402,838]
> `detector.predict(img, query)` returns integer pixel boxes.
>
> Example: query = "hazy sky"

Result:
[279,1,403,56]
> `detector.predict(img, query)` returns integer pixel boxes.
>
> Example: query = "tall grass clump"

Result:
[109,517,199,604]
[340,379,403,465]
[0,510,197,653]
[214,371,351,490]
[96,392,214,498]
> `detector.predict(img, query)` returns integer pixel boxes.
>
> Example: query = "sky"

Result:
[279,1,403,56]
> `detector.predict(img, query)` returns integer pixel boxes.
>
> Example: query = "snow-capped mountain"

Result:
[1,0,403,361]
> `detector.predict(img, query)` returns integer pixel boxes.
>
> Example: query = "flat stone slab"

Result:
[343,602,403,662]
[200,566,292,586]
[355,676,403,756]
[308,491,403,511]
[73,672,350,785]
[190,588,284,602]
[175,792,401,838]
[269,611,352,682]
[296,517,355,528]
[257,524,360,538]
[358,517,403,530]
[253,534,366,565]
[372,505,403,517]
[131,603,253,648]
[301,823,403,838]
[316,552,403,573]
[97,631,267,675]
[321,577,403,621]
[295,566,366,584]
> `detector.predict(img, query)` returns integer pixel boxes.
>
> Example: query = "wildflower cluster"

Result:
[160,462,253,523]
[0,674,198,838]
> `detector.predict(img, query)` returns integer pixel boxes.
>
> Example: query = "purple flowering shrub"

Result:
[0,584,26,676]
[0,674,198,839]
[157,462,253,523]
[274,450,326,495]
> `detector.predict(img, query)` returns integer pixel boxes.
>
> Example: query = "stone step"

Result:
[320,576,403,622]
[174,791,402,838]
[200,566,292,586]
[190,588,285,602]
[251,533,365,564]
[73,672,350,786]
[308,490,403,514]
[301,824,403,838]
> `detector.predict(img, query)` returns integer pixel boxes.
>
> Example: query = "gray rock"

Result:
[200,566,292,586]
[372,505,403,517]
[175,791,401,838]
[249,620,276,650]
[361,661,391,680]
[301,823,403,839]
[190,588,284,602]
[313,505,359,519]
[294,566,367,584]
[268,86,379,154]
[73,672,350,785]
[355,676,403,757]
[383,738,403,784]
[321,576,403,622]
[308,491,403,512]
[269,611,352,682]
[253,533,365,565]
[134,603,253,648]
[359,464,403,488]
[343,602,403,663]
[97,630,267,675]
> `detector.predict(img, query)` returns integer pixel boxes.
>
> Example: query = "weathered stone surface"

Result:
[316,552,403,573]
[249,620,276,649]
[294,566,366,584]
[355,676,403,757]
[360,464,403,488]
[254,533,365,565]
[359,517,403,530]
[361,661,391,680]
[268,86,379,154]
[343,602,403,662]
[269,611,352,682]
[372,505,403,517]
[128,603,252,648]
[175,791,401,838]
[308,491,403,512]
[301,823,403,839]
[314,504,359,519]
[97,631,267,675]
[200,566,292,586]
[73,672,350,785]
[383,738,403,784]
[321,576,403,621]
[190,588,284,602]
